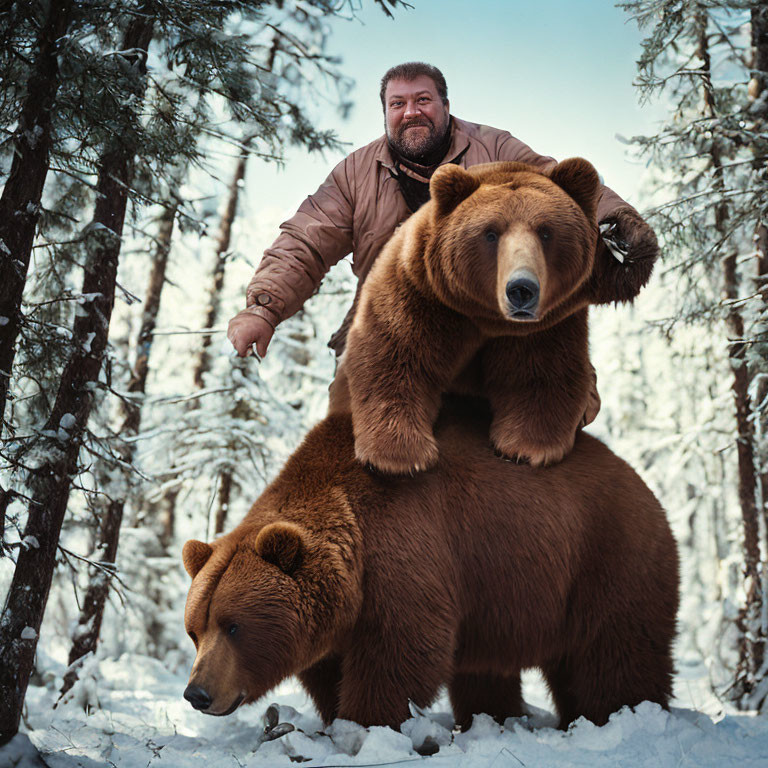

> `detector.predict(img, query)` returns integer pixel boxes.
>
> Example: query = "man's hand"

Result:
[588,207,659,305]
[227,309,274,358]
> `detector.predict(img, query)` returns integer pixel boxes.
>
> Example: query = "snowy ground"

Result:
[3,652,768,768]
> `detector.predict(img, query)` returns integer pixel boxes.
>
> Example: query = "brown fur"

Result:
[183,397,679,731]
[337,159,607,474]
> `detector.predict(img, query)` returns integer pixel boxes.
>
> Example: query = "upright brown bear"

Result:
[336,159,640,473]
[182,398,679,732]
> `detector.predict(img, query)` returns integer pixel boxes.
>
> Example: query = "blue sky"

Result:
[244,0,665,224]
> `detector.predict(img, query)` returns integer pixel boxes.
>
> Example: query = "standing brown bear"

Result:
[335,159,650,473]
[182,398,679,732]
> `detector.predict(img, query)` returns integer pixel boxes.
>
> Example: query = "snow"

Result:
[23,125,43,150]
[0,653,764,767]
[0,316,9,326]
[76,293,102,304]
[20,627,37,640]
[59,414,76,430]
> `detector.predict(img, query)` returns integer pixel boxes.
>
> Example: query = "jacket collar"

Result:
[375,115,470,172]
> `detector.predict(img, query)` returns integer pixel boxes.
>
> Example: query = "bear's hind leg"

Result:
[543,635,674,729]
[298,654,342,725]
[449,671,524,732]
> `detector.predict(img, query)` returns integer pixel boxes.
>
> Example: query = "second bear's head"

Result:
[425,159,600,328]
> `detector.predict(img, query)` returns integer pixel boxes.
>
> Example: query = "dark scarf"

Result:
[388,119,465,212]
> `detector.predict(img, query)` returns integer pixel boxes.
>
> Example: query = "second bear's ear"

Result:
[430,164,481,218]
[255,522,305,575]
[548,158,601,222]
[183,540,213,578]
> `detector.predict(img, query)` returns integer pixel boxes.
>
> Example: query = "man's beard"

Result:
[387,114,450,163]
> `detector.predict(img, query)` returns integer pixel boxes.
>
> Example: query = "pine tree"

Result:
[620,0,768,709]
[0,1,75,432]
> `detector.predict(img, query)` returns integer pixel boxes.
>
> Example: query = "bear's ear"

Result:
[430,164,481,218]
[255,522,305,576]
[548,158,601,222]
[183,540,213,578]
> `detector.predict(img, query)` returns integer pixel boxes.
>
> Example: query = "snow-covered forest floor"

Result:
[3,648,768,766]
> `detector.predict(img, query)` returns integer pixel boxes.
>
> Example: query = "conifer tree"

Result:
[620,0,768,709]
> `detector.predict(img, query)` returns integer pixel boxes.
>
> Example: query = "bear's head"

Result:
[182,510,361,716]
[424,159,601,329]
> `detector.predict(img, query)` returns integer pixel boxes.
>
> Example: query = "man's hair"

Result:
[379,62,448,110]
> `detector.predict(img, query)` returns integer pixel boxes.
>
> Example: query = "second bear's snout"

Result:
[184,683,212,711]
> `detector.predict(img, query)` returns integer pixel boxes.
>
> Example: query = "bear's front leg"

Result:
[345,301,479,474]
[337,616,454,729]
[482,313,592,467]
[298,654,342,725]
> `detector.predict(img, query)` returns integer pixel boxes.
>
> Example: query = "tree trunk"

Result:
[0,1,73,435]
[0,12,154,743]
[59,202,177,699]
[698,8,765,703]
[60,498,123,697]
[161,138,254,546]
[748,2,768,710]
[160,486,179,551]
[214,470,233,536]
[124,202,178,428]
[192,139,253,389]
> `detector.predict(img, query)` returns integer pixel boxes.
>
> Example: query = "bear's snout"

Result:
[505,270,540,318]
[184,683,212,711]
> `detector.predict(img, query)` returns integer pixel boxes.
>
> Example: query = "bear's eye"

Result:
[227,623,239,637]
[485,230,498,243]
[537,225,552,242]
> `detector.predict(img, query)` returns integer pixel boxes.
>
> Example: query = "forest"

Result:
[0,1,767,766]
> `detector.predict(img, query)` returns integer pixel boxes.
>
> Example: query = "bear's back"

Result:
[338,397,676,656]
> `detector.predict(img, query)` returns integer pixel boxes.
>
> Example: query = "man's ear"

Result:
[430,164,480,218]
[255,522,305,576]
[548,158,601,222]
[183,540,213,578]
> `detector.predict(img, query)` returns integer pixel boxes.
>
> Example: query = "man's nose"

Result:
[403,101,421,118]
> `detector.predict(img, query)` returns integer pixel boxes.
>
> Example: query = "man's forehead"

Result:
[385,75,438,100]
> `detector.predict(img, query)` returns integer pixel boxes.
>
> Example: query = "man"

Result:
[228,62,658,367]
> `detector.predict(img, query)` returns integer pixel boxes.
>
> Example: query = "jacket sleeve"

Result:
[494,133,635,221]
[243,156,356,329]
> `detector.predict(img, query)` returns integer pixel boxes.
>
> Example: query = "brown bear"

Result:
[182,397,679,732]
[334,159,622,474]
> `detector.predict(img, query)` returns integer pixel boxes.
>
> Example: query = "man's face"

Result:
[384,75,450,162]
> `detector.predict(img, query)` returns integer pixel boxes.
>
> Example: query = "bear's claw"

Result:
[491,431,576,468]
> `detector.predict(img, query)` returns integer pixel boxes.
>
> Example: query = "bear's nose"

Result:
[506,271,540,316]
[184,684,212,711]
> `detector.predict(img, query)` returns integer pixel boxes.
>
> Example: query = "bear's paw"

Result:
[490,428,576,468]
[354,425,439,475]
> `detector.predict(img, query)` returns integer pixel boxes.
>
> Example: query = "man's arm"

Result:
[494,133,658,304]
[228,158,356,357]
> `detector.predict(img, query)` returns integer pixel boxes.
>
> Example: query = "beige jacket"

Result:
[244,117,630,350]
